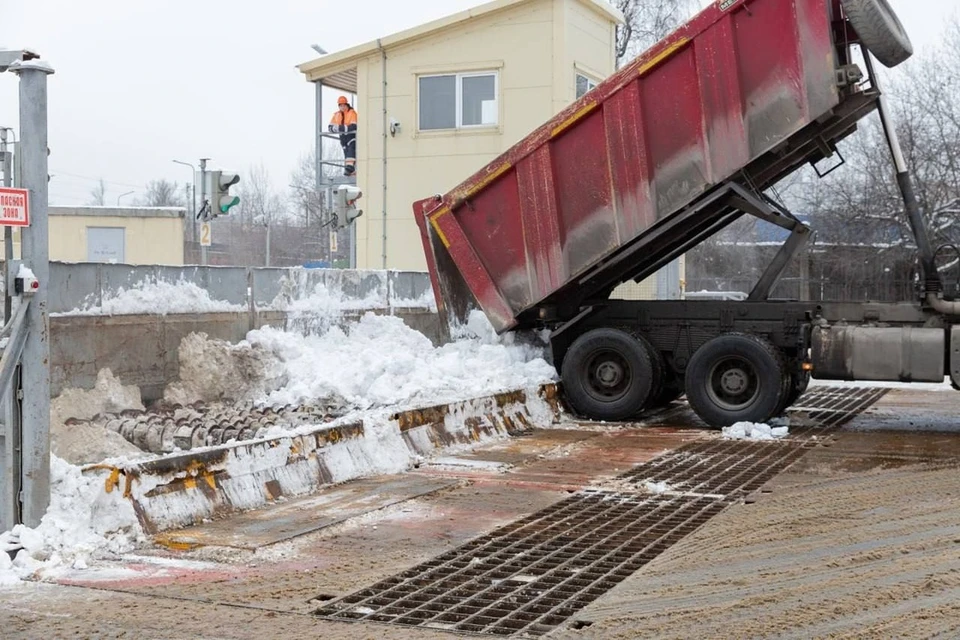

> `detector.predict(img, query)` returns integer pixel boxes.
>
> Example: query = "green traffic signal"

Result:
[219,196,240,214]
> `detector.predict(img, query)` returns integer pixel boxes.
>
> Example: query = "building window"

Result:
[419,71,499,131]
[576,72,598,99]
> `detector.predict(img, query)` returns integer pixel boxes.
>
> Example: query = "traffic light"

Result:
[333,185,362,228]
[208,171,240,216]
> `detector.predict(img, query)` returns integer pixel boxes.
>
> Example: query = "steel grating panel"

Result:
[313,386,887,636]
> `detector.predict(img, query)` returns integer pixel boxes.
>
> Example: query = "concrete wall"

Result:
[45,262,433,315]
[13,207,186,265]
[351,0,619,271]
[50,309,442,402]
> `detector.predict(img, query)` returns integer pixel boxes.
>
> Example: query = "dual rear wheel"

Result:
[560,329,801,427]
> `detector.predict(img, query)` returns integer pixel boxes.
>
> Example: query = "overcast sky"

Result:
[0,0,955,206]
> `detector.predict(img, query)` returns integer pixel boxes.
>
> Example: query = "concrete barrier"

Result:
[50,308,443,401]
[82,384,563,540]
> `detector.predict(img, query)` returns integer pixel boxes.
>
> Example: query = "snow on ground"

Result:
[722,422,789,441]
[52,279,245,316]
[0,455,145,587]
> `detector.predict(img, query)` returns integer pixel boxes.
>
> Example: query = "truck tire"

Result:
[840,0,913,68]
[561,328,654,422]
[684,333,787,428]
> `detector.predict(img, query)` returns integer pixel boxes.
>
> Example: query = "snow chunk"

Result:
[722,422,789,441]
[53,279,245,316]
[16,264,35,281]
[643,480,673,494]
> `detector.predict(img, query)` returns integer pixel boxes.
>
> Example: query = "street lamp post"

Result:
[117,190,134,206]
[173,159,198,253]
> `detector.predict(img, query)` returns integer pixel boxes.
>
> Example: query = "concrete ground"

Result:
[3,387,960,639]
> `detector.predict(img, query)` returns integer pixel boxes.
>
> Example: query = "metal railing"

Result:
[0,296,29,531]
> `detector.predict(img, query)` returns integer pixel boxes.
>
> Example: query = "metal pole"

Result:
[200,158,208,266]
[14,61,53,527]
[315,80,326,264]
[265,223,271,267]
[1,129,12,322]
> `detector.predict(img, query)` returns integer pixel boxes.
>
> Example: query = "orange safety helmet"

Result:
[337,96,349,106]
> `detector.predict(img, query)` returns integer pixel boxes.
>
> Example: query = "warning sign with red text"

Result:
[0,188,30,227]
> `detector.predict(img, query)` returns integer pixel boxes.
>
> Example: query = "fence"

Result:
[44,262,434,315]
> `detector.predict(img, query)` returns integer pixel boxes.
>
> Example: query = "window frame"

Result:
[418,70,500,132]
[575,71,599,100]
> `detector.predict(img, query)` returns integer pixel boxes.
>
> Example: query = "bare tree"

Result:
[289,151,324,228]
[688,19,960,301]
[88,178,107,206]
[139,179,183,207]
[237,162,287,228]
[613,0,698,65]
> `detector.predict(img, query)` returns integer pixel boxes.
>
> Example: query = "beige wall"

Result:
[564,0,617,102]
[14,214,185,265]
[351,0,617,271]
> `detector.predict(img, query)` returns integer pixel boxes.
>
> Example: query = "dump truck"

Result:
[415,0,960,427]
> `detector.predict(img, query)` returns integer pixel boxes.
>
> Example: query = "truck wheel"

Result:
[840,0,913,67]
[684,333,786,428]
[561,328,654,421]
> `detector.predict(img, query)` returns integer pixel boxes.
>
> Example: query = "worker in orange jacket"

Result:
[329,96,358,176]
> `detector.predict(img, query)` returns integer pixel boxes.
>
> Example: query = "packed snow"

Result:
[53,279,245,316]
[722,422,789,441]
[51,369,148,464]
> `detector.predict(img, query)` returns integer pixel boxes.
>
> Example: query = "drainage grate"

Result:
[314,386,887,636]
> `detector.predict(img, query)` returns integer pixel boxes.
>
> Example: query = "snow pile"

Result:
[164,332,286,405]
[51,369,147,465]
[245,310,556,409]
[0,456,144,586]
[722,422,789,441]
[54,279,245,316]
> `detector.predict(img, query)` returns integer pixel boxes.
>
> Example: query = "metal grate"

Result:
[314,386,887,636]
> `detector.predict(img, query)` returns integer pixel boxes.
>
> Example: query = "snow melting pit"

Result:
[313,386,888,636]
[84,384,562,536]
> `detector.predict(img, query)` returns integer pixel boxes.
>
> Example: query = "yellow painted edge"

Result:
[183,477,197,490]
[637,37,690,77]
[463,163,512,199]
[551,102,599,138]
[429,207,451,248]
[104,468,121,494]
[153,534,202,551]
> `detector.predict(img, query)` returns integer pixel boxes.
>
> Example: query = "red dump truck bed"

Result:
[415,0,881,333]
